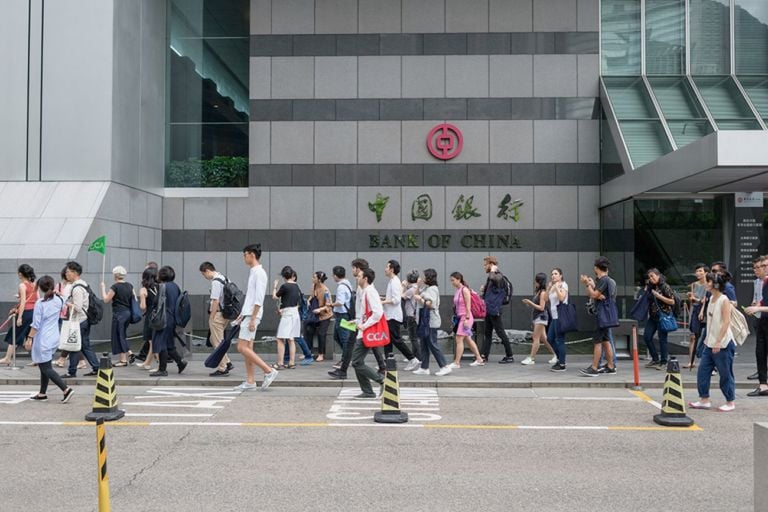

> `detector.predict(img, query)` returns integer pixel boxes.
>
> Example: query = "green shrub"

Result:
[166,156,248,187]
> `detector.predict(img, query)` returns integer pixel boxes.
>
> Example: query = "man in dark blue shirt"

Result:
[745,255,768,397]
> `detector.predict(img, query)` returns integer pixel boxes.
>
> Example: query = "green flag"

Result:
[88,235,106,254]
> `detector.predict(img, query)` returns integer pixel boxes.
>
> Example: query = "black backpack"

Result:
[175,290,192,328]
[149,284,167,331]
[213,277,245,320]
[71,283,104,325]
[501,275,514,305]
[340,282,356,318]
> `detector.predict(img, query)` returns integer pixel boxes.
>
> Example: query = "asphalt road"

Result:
[0,384,761,512]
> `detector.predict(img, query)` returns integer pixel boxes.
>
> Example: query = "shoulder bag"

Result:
[654,296,678,333]
[58,301,82,352]
[361,293,390,349]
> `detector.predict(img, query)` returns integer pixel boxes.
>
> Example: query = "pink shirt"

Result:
[453,287,473,320]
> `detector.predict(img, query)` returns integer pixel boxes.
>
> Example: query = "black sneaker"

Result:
[354,392,376,399]
[209,369,230,377]
[129,353,136,364]
[226,362,234,372]
[83,371,98,377]
[498,356,515,364]
[550,363,566,372]
[178,361,188,374]
[61,388,74,403]
[599,366,617,375]
[60,373,76,379]
[656,361,668,371]
[149,370,168,377]
[580,366,599,377]
[30,394,47,401]
[328,369,347,380]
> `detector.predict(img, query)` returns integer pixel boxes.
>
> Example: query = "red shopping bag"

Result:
[362,293,390,349]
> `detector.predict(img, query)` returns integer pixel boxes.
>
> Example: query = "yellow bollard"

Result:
[96,418,111,511]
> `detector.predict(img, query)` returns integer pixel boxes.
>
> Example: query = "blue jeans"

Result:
[283,336,312,363]
[547,319,566,365]
[697,342,736,402]
[67,320,99,375]
[420,328,447,370]
[643,317,669,363]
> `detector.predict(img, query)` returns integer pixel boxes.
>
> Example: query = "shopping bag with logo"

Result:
[58,308,82,352]
[361,293,390,349]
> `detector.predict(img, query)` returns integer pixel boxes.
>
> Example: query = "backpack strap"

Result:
[340,282,353,311]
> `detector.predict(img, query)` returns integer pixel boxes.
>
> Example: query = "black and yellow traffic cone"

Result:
[653,357,694,427]
[374,354,408,424]
[85,353,125,422]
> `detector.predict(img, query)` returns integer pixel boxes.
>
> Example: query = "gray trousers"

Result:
[351,337,383,395]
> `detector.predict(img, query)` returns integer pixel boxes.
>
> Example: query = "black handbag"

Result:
[556,302,578,334]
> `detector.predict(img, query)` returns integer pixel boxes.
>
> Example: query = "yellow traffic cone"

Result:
[85,353,125,422]
[653,357,694,427]
[374,354,408,424]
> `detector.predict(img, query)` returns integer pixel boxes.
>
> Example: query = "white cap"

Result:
[112,265,127,277]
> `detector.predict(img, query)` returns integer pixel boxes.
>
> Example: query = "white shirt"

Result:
[242,264,267,322]
[548,282,569,319]
[383,276,403,322]
[705,294,735,348]
[210,272,225,302]
[357,284,383,339]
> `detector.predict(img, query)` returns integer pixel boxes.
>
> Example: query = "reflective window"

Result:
[601,0,641,75]
[167,0,249,187]
[692,75,762,129]
[645,0,685,75]
[735,0,768,74]
[690,0,730,75]
[648,77,713,147]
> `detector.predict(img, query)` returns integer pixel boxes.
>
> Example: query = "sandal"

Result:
[271,363,287,370]
[287,364,297,369]
[113,361,128,367]
[682,363,696,369]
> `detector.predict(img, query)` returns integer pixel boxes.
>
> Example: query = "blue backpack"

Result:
[175,290,192,328]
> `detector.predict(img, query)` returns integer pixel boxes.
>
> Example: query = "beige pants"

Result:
[209,312,230,371]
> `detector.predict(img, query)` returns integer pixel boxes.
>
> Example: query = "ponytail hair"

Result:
[450,271,468,287]
[37,275,56,301]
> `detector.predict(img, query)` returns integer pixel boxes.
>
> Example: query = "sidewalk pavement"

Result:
[0,352,761,390]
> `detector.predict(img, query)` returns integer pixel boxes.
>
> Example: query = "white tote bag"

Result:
[58,309,82,352]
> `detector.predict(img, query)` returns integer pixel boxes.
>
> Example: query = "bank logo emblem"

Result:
[426,123,463,160]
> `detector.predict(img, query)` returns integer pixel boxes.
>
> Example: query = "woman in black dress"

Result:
[149,266,187,377]
[136,267,158,370]
[100,265,135,366]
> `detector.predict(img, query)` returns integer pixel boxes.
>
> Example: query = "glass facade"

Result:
[601,0,642,75]
[166,0,249,187]
[645,0,685,75]
[689,0,730,75]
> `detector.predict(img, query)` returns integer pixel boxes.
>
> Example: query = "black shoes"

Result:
[226,362,234,372]
[129,353,136,364]
[149,370,168,377]
[747,388,768,397]
[748,372,759,380]
[354,392,376,399]
[550,363,566,372]
[598,366,617,375]
[328,369,347,380]
[60,373,76,379]
[178,361,188,374]
[499,356,515,364]
[83,371,98,377]
[61,388,74,403]
[209,369,229,377]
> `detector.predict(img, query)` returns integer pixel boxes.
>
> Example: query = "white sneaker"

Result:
[435,366,452,376]
[234,382,257,391]
[446,362,460,369]
[413,368,430,375]
[469,360,485,367]
[404,359,421,371]
[521,357,535,365]
[401,357,410,363]
[548,356,558,365]
[261,370,278,391]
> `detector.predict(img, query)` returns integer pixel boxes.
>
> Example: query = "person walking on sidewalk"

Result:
[101,266,135,367]
[547,268,569,372]
[745,255,768,397]
[402,270,421,358]
[136,267,158,371]
[642,268,677,370]
[351,259,387,375]
[579,257,617,377]
[351,268,385,399]
[479,257,515,364]
[382,260,420,371]
[747,255,767,380]
[447,272,484,369]
[521,272,557,366]
[0,264,37,366]
[690,272,736,412]
[272,266,301,369]
[26,276,74,403]
[62,261,100,378]
[328,266,354,380]
[413,268,452,377]
[684,263,708,369]
[304,271,332,362]
[233,244,278,391]
[200,262,232,377]
[149,266,187,377]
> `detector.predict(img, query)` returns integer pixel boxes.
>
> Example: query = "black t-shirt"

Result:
[111,282,133,311]
[595,275,616,302]
[277,282,301,308]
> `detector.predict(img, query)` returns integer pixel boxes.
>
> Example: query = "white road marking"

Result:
[540,397,642,402]
[0,391,36,404]
[123,387,239,411]
[327,388,442,422]
[125,413,213,418]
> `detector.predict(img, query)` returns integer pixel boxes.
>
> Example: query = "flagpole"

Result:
[102,253,106,285]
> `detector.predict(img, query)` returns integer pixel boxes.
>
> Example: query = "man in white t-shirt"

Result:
[352,268,385,399]
[382,259,420,371]
[234,245,277,391]
[200,262,232,377]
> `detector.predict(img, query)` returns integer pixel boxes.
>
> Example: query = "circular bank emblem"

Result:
[426,123,463,160]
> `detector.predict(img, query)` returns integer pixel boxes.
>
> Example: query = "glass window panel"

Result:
[666,120,713,147]
[648,77,714,147]
[170,0,249,38]
[693,75,762,128]
[735,0,768,74]
[601,0,641,75]
[645,0,685,75]
[603,77,659,119]
[739,75,768,120]
[690,0,730,74]
[619,121,672,168]
[167,124,249,187]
